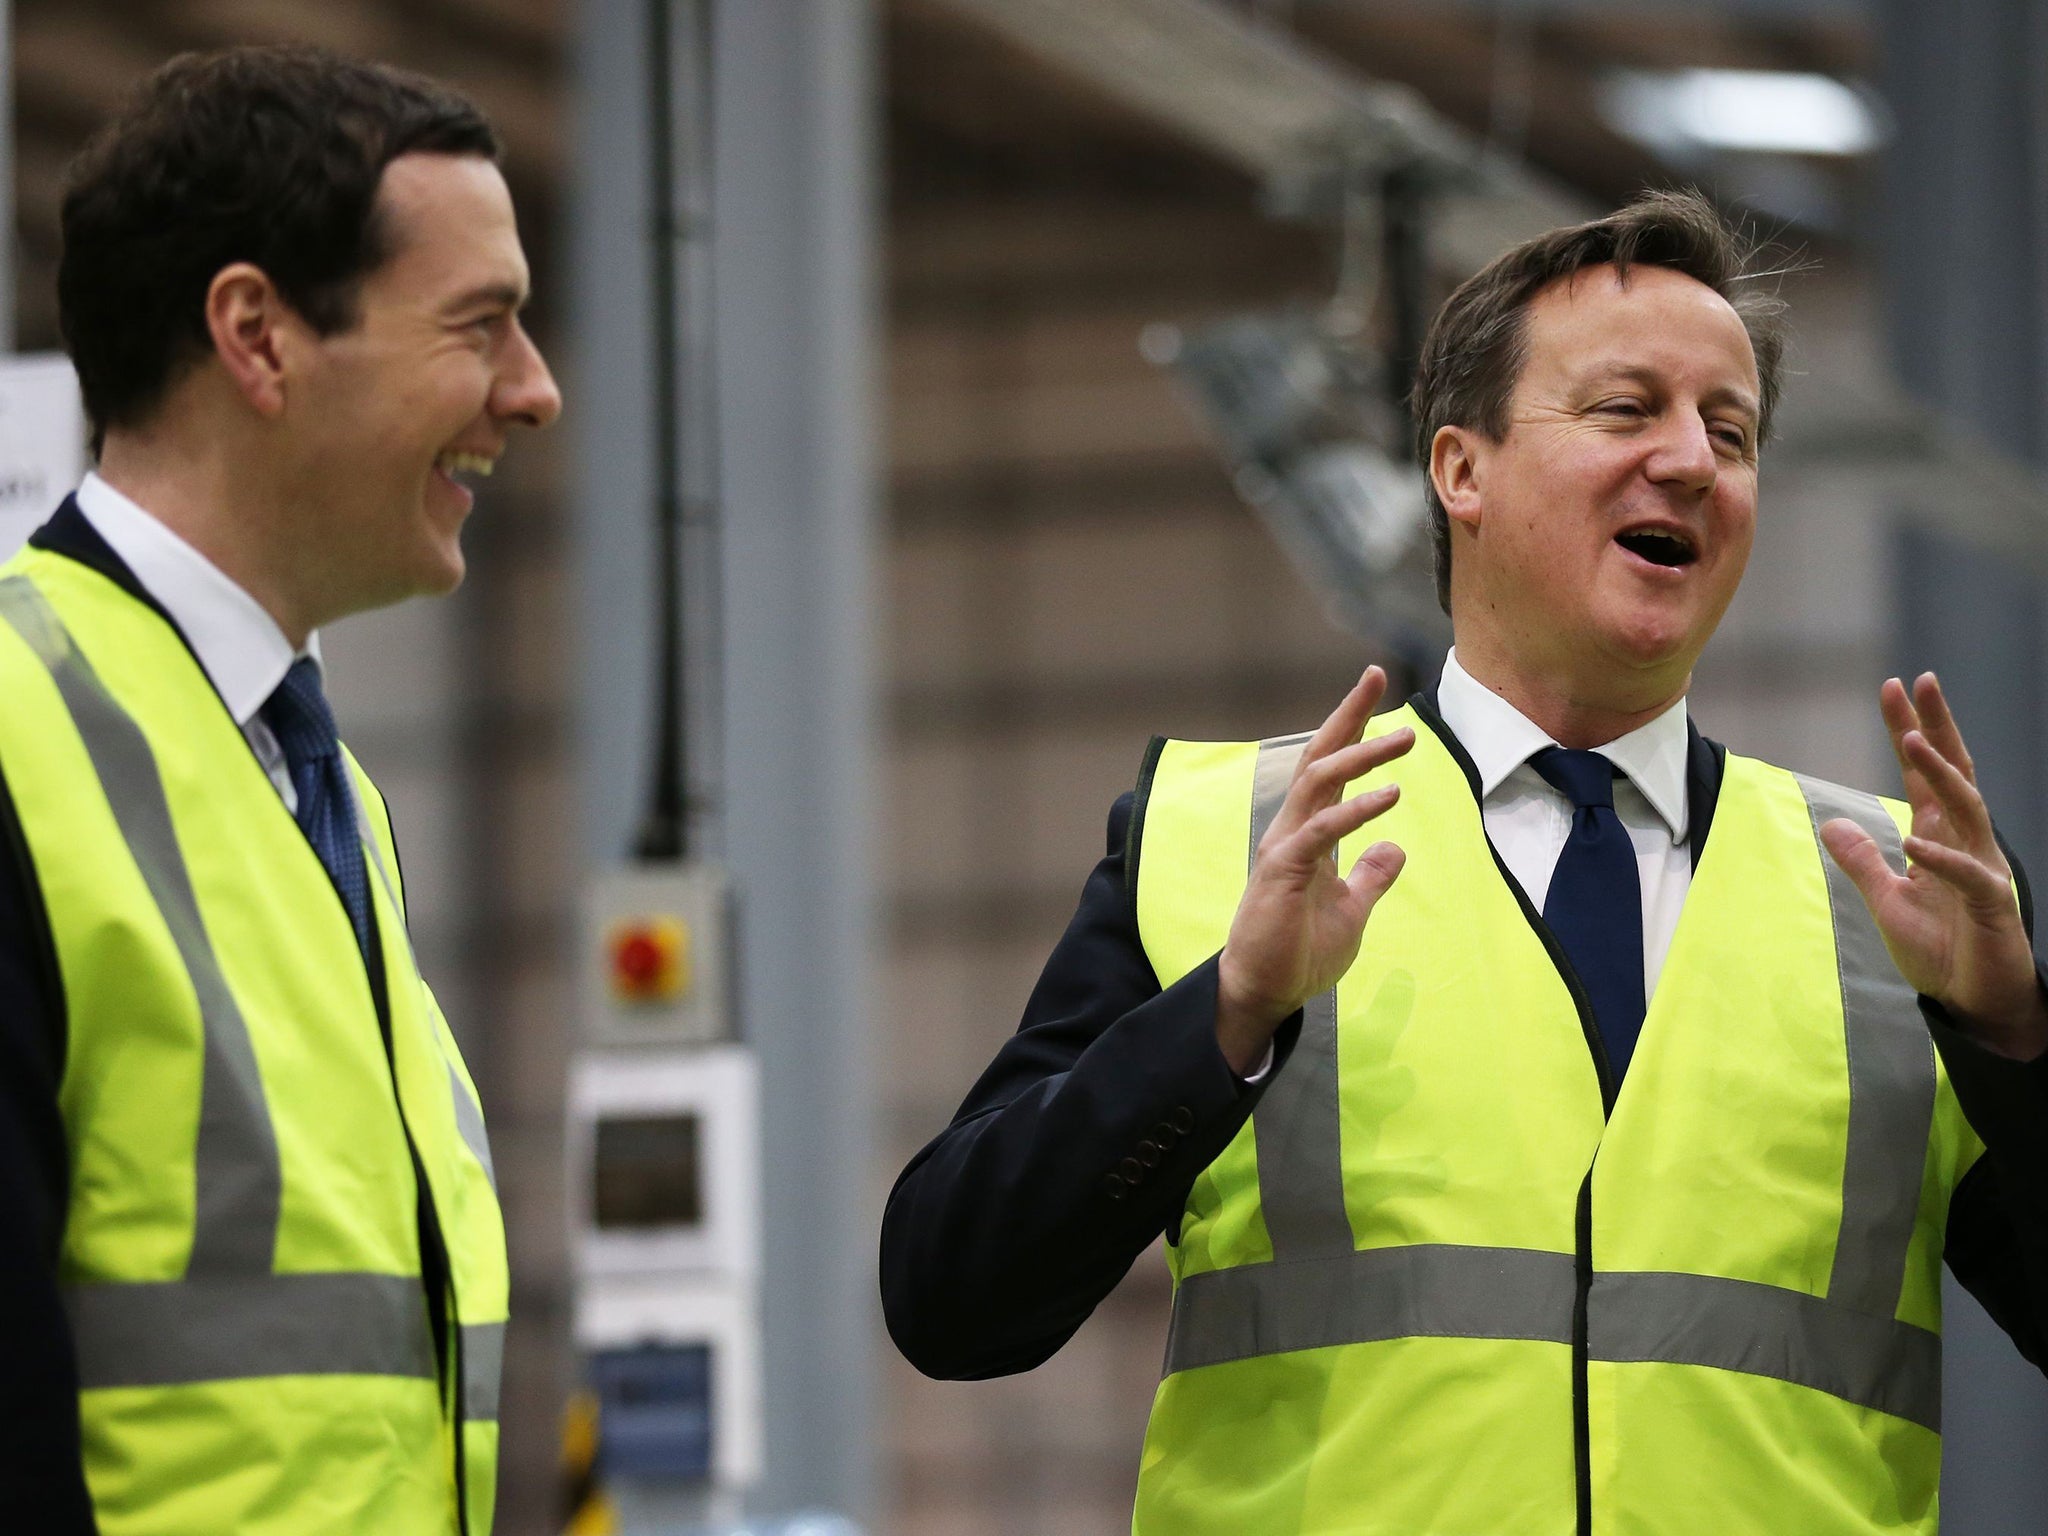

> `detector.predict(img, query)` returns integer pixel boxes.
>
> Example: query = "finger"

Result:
[1267,727,1415,841]
[1877,676,1940,820]
[1878,677,1923,781]
[1900,730,1998,856]
[1903,834,2018,914]
[1910,672,1977,784]
[1274,784,1400,870]
[1819,816,1900,917]
[1298,666,1389,776]
[1343,840,1406,910]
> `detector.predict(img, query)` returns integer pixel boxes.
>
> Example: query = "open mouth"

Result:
[1614,527,1699,568]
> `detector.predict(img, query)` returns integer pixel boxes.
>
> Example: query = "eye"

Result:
[1594,397,1648,419]
[1709,421,1752,452]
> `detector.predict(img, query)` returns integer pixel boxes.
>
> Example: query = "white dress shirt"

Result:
[1241,649,1692,1084]
[72,473,320,812]
[1436,647,1692,991]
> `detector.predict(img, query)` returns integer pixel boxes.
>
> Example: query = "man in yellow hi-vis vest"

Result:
[883,191,2048,1533]
[0,46,560,1533]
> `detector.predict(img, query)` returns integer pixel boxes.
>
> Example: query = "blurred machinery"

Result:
[931,0,2048,677]
[931,0,1577,661]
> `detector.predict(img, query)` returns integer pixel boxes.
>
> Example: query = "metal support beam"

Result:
[571,0,878,1521]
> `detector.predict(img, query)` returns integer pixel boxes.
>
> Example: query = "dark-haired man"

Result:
[0,46,558,1534]
[882,191,2048,1532]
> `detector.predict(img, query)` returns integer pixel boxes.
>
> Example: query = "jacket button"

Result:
[1118,1157,1145,1184]
[1136,1140,1164,1168]
[1151,1120,1179,1147]
[1103,1173,1129,1201]
[1169,1106,1195,1135]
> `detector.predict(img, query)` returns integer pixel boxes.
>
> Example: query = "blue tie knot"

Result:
[1531,746,1617,812]
[263,657,341,767]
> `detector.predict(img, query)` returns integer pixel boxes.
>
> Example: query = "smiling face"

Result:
[1431,262,1761,736]
[280,152,561,616]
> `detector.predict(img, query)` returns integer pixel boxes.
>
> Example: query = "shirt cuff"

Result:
[1237,1040,1276,1086]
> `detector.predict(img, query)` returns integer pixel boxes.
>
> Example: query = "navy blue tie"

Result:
[262,658,373,965]
[1530,746,1645,1083]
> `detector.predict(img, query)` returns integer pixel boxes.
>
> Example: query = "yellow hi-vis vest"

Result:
[0,546,509,1535]
[1131,705,1986,1536]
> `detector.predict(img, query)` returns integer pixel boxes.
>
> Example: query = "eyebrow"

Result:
[444,282,529,316]
[1582,363,1759,420]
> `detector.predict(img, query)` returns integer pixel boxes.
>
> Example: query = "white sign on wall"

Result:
[0,354,86,563]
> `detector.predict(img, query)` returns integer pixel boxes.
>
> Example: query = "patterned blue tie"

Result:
[261,657,373,965]
[1530,746,1646,1084]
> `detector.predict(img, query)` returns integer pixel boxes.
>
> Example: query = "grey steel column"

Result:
[1880,1,2048,1530]
[570,0,879,1521]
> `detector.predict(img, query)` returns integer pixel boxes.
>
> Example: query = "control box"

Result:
[582,864,735,1048]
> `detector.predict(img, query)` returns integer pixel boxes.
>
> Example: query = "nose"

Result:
[494,321,564,430]
[1646,411,1716,497]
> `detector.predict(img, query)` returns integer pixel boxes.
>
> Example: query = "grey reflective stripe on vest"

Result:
[0,576,441,1390]
[463,1321,506,1421]
[1589,1270,1940,1431]
[1247,732,1353,1262]
[356,818,499,1194]
[0,576,280,1274]
[1167,1244,1576,1373]
[1165,1248,1942,1430]
[1166,750,1941,1428]
[68,1272,436,1389]
[1796,774,1938,1320]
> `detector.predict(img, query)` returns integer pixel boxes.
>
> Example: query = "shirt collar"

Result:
[1436,647,1690,844]
[73,472,320,727]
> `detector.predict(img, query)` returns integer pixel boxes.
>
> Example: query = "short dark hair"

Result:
[58,45,499,450]
[1411,189,1787,613]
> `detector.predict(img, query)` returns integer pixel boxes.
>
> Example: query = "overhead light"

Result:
[1596,69,1888,159]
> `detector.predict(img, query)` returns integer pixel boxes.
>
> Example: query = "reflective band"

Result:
[1165,1243,1576,1374]
[1165,1245,1940,1428]
[449,1061,498,1191]
[358,812,499,1193]
[1247,732,1353,1262]
[1589,1269,1941,1431]
[0,576,281,1275]
[462,1321,506,1421]
[1795,775,1938,1320]
[67,1271,437,1390]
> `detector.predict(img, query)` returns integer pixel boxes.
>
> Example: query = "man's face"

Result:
[285,152,561,612]
[1440,263,1761,709]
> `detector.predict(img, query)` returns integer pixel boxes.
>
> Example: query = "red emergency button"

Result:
[606,916,688,1002]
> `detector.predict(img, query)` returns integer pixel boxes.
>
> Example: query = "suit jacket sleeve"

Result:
[0,766,100,1532]
[1929,834,2048,1374]
[1931,978,2048,1374]
[880,791,1299,1381]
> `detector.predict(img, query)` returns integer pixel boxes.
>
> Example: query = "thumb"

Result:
[1818,816,1895,916]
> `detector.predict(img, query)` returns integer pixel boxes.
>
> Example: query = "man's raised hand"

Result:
[1819,673,2048,1061]
[1214,665,1415,1074]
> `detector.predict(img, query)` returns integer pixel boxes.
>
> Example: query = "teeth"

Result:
[437,451,496,480]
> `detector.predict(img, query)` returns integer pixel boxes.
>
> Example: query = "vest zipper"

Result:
[1573,1175,1595,1536]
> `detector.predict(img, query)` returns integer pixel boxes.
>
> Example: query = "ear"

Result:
[1430,424,1486,532]
[203,263,295,420]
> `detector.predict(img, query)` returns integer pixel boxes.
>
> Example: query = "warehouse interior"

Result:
[7,0,2048,1532]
